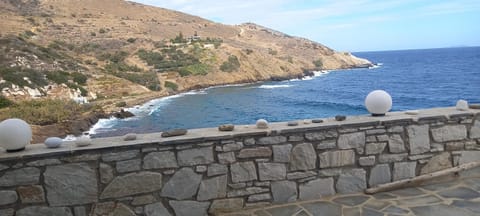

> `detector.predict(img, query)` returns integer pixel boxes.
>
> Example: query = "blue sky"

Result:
[133,0,480,51]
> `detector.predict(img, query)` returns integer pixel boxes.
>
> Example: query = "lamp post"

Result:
[0,118,32,152]
[365,90,392,116]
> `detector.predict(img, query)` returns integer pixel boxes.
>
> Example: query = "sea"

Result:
[90,47,480,137]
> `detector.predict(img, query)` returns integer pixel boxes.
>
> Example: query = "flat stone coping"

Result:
[0,107,478,161]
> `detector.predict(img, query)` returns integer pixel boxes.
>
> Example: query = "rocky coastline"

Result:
[30,62,374,143]
[78,64,373,141]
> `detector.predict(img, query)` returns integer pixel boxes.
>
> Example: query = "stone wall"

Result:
[0,107,479,216]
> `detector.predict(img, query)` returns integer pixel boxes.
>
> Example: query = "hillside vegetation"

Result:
[0,0,371,141]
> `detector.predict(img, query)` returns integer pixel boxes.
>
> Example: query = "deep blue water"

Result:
[91,47,480,137]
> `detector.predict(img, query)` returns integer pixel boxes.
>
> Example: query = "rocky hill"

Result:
[0,0,371,103]
[0,0,372,141]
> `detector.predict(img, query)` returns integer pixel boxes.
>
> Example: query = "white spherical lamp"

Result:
[256,119,269,129]
[365,90,392,116]
[0,118,32,152]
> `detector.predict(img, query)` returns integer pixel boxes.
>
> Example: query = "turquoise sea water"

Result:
[91,47,480,137]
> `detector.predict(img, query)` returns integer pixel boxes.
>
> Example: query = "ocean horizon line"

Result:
[352,45,480,53]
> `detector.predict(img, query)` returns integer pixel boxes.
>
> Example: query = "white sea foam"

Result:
[369,63,382,69]
[258,84,292,89]
[88,116,118,135]
[285,70,331,82]
[288,76,314,82]
[313,70,331,76]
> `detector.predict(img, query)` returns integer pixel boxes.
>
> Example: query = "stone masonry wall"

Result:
[0,107,479,215]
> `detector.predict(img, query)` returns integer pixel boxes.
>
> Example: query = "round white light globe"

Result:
[256,119,269,129]
[365,90,392,116]
[0,118,32,152]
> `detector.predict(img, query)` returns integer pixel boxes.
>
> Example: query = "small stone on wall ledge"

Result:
[75,136,91,147]
[469,104,480,109]
[405,110,419,115]
[161,129,188,137]
[44,137,63,148]
[335,115,346,121]
[218,124,235,131]
[123,133,137,141]
[287,121,298,126]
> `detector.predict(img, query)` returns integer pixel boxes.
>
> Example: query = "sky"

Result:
[133,0,480,52]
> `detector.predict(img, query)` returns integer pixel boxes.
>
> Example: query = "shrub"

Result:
[0,99,99,125]
[77,43,100,53]
[178,68,191,77]
[90,32,96,37]
[44,71,88,95]
[205,37,223,48]
[105,62,142,73]
[164,81,178,91]
[171,32,187,43]
[137,48,200,73]
[287,56,293,63]
[137,49,164,66]
[26,17,36,25]
[65,83,88,96]
[116,101,127,107]
[313,59,323,68]
[99,28,106,34]
[127,38,136,43]
[98,51,128,63]
[72,72,88,85]
[220,55,240,72]
[154,41,166,48]
[268,48,278,55]
[20,30,36,39]
[0,95,13,109]
[46,70,70,84]
[108,69,160,91]
[179,63,209,76]
[244,49,253,55]
[0,67,48,87]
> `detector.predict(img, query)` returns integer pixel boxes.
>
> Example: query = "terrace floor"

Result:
[222,174,480,216]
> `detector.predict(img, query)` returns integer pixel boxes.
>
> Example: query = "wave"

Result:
[88,116,119,135]
[313,70,331,77]
[287,76,314,82]
[258,84,293,89]
[369,63,383,69]
[127,90,209,116]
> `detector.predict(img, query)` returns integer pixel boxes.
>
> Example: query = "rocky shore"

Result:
[29,62,373,143]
